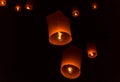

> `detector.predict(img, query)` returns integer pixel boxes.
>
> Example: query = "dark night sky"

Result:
[0,0,120,82]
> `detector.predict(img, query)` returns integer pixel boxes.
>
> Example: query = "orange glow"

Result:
[0,0,6,6]
[90,52,94,56]
[87,43,97,58]
[93,4,97,9]
[92,2,98,10]
[15,4,21,12]
[47,10,72,46]
[58,32,62,40]
[67,67,73,73]
[72,7,80,17]
[60,45,82,79]
[25,2,33,10]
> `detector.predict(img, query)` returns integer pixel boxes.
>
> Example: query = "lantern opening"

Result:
[88,51,97,58]
[15,4,21,12]
[87,43,97,58]
[25,2,33,10]
[72,10,79,17]
[49,31,71,45]
[61,64,80,79]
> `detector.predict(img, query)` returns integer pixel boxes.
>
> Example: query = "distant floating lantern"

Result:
[0,0,6,6]
[25,2,33,10]
[15,4,22,12]
[87,43,97,58]
[72,7,80,17]
[92,2,98,10]
[47,10,72,46]
[60,45,82,79]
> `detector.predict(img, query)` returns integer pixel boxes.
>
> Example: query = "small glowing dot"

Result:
[16,7,19,10]
[26,6,30,10]
[92,2,98,10]
[58,32,62,40]
[93,5,97,9]
[90,53,94,56]
[1,1,4,4]
[68,67,73,73]
[74,12,78,16]
[15,5,21,12]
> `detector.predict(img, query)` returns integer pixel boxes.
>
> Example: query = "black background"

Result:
[0,0,119,82]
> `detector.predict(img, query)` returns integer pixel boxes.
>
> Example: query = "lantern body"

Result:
[0,0,6,6]
[60,45,82,79]
[47,10,72,46]
[92,2,98,10]
[25,2,33,10]
[87,43,97,58]
[72,7,80,17]
[15,4,22,12]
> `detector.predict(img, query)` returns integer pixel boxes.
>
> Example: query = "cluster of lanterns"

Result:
[15,2,33,12]
[0,0,98,80]
[47,10,98,79]
[59,43,97,79]
[0,0,33,12]
[0,0,98,12]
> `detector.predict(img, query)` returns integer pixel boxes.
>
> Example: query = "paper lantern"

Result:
[87,43,97,58]
[25,2,33,10]
[92,2,98,10]
[0,0,6,6]
[72,7,80,17]
[15,4,22,12]
[60,45,82,79]
[47,10,72,46]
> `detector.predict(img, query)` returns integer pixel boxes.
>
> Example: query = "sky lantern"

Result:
[72,7,80,17]
[92,2,98,10]
[25,2,33,11]
[87,43,97,58]
[0,0,6,6]
[47,10,72,46]
[60,45,82,79]
[15,4,22,12]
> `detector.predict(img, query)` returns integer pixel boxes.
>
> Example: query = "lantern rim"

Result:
[49,31,72,46]
[60,64,81,79]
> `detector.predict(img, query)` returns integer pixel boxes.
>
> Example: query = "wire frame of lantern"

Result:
[25,2,33,11]
[92,1,98,10]
[47,10,72,46]
[87,43,97,58]
[0,0,6,6]
[72,7,80,17]
[15,4,22,12]
[60,45,82,79]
